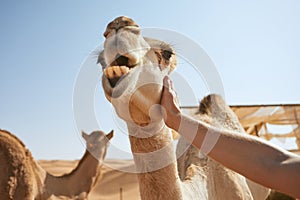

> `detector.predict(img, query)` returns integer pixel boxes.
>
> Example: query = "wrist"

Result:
[166,112,181,131]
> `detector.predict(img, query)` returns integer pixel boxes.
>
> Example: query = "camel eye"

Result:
[162,50,173,61]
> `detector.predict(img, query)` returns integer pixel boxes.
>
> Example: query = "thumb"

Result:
[163,76,172,90]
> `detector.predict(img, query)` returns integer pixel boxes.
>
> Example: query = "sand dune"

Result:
[39,160,141,200]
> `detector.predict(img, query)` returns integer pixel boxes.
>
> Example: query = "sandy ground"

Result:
[38,159,141,200]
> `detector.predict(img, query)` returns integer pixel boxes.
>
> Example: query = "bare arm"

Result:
[161,76,300,198]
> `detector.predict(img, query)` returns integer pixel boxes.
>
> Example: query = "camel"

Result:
[176,95,271,200]
[0,129,113,200]
[99,16,269,199]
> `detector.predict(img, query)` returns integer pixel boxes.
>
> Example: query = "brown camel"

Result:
[0,129,113,200]
[99,16,269,199]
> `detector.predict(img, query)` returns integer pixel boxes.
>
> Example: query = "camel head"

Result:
[82,130,113,161]
[99,16,177,126]
[197,94,243,131]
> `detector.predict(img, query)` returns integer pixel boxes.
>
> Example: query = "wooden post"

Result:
[120,187,123,200]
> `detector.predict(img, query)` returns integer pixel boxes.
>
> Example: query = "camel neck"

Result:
[44,151,100,198]
[127,123,183,199]
[127,119,165,138]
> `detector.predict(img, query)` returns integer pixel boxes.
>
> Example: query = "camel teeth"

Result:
[120,66,130,75]
[104,68,109,77]
[112,66,122,77]
[104,66,132,78]
[107,67,114,79]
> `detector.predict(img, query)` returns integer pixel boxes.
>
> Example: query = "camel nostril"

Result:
[115,54,129,66]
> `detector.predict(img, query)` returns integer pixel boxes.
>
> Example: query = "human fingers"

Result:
[163,76,176,97]
[163,76,171,91]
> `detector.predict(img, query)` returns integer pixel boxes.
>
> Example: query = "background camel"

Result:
[176,95,271,199]
[0,129,113,200]
[100,16,269,199]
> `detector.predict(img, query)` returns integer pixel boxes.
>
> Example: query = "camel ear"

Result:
[106,130,114,140]
[82,130,89,140]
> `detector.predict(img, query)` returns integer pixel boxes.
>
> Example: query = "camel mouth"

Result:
[104,55,138,88]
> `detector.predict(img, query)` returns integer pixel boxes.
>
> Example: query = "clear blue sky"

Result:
[1,0,299,160]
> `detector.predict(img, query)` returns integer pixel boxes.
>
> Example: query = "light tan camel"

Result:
[0,129,113,200]
[100,16,269,199]
[176,95,271,200]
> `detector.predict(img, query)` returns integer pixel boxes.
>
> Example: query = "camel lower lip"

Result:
[108,74,126,88]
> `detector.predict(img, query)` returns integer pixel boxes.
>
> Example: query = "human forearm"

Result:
[161,76,300,197]
[205,125,300,198]
[170,113,300,198]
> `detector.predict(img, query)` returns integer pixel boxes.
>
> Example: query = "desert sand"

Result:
[39,159,141,200]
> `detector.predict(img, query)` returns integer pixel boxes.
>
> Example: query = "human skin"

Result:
[160,76,300,199]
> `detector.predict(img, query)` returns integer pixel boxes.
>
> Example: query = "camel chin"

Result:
[102,63,168,126]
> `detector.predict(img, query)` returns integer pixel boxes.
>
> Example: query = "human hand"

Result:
[160,76,181,130]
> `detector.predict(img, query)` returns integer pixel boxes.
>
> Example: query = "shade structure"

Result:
[181,104,300,151]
